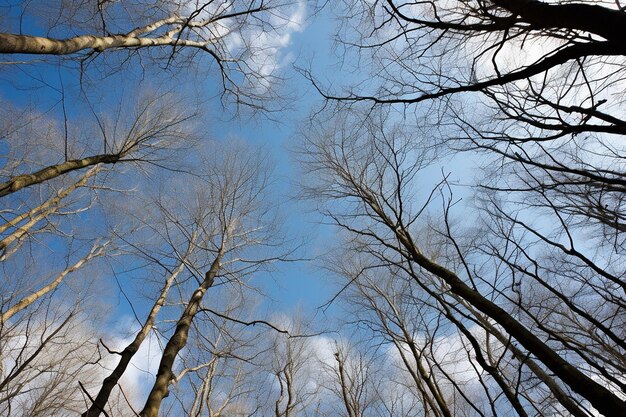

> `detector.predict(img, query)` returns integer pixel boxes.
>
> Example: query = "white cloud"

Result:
[239,0,307,92]
[102,314,166,407]
[175,0,307,94]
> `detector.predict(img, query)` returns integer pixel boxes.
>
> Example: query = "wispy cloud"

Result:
[177,1,307,94]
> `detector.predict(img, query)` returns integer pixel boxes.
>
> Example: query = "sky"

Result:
[0,0,482,321]
[0,3,344,404]
[197,3,340,315]
[0,1,350,329]
[0,0,483,399]
[1,3,624,416]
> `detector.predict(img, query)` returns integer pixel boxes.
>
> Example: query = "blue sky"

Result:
[0,1,344,324]
[0,0,478,332]
[2,3,623,416]
[198,4,340,315]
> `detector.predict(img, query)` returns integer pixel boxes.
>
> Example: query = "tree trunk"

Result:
[0,154,120,198]
[400,229,626,416]
[83,254,189,417]
[365,194,626,415]
[0,165,100,235]
[1,243,103,322]
[0,31,174,55]
[139,252,222,417]
[491,0,626,42]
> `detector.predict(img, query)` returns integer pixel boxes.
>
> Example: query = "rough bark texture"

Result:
[82,257,188,417]
[363,194,626,416]
[492,0,626,42]
[0,154,120,198]
[1,244,102,323]
[0,25,182,55]
[400,231,626,416]
[139,253,222,417]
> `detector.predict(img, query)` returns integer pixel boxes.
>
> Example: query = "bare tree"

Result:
[0,2,307,417]
[315,0,626,279]
[0,0,304,108]
[173,300,271,417]
[328,343,376,417]
[82,238,194,417]
[300,108,626,416]
[269,319,321,417]
[313,0,626,278]
[0,92,193,199]
[302,2,626,415]
[0,267,122,417]
[1,241,107,324]
[321,0,626,134]
[127,143,286,417]
[0,92,196,416]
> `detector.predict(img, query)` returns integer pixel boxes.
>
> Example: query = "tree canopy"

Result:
[0,1,624,416]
